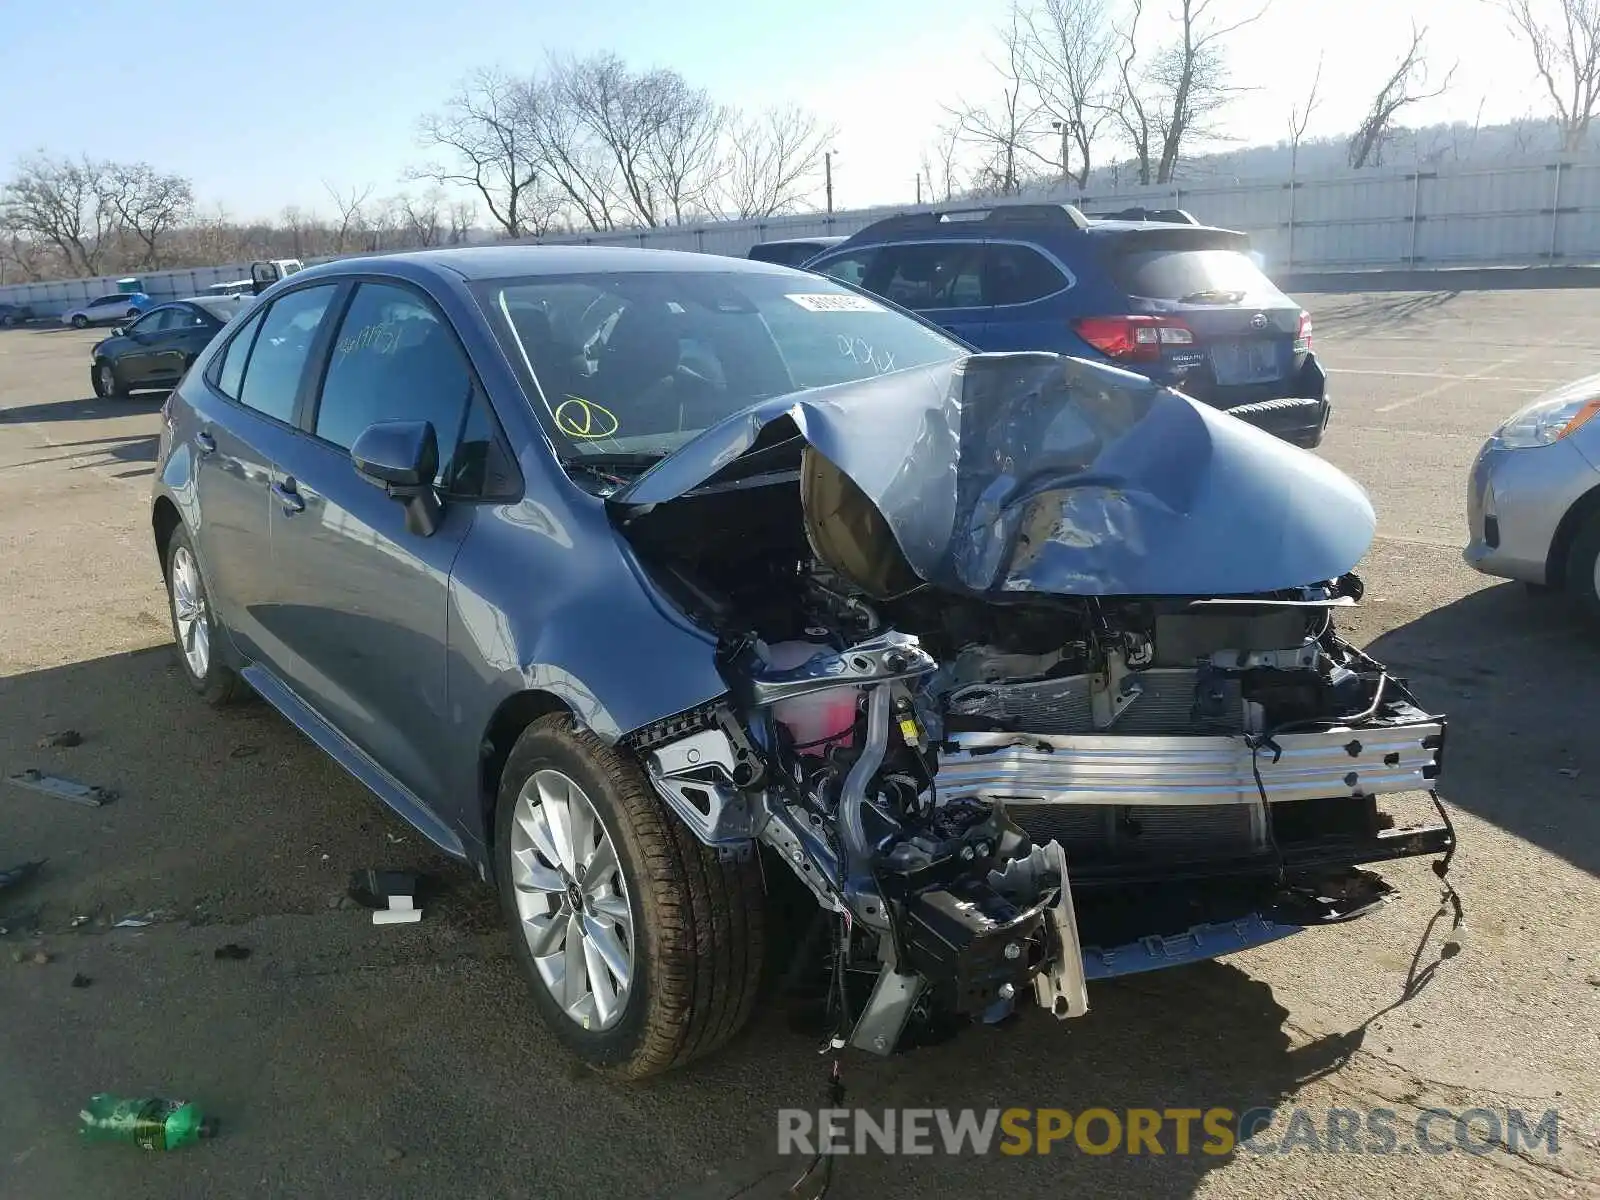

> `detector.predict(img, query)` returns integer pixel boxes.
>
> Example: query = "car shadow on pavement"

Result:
[0,645,1391,1200]
[0,395,165,425]
[1366,581,1600,878]
[4,434,159,476]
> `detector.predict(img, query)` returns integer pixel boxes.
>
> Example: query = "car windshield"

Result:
[474,269,960,461]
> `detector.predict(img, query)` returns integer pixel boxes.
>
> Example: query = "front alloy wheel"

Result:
[494,715,766,1078]
[510,769,635,1031]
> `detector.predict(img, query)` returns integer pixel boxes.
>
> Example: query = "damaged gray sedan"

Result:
[150,246,1454,1078]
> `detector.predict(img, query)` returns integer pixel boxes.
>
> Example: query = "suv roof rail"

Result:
[1085,206,1201,225]
[846,202,1091,241]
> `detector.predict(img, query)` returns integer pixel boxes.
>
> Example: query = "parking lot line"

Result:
[1373,347,1551,413]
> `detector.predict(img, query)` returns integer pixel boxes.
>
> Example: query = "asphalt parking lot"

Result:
[1,289,1597,1200]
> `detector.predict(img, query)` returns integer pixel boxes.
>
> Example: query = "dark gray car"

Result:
[151,246,1454,1079]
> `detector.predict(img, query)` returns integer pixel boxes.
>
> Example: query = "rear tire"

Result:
[1565,510,1600,621]
[163,525,248,706]
[494,714,766,1078]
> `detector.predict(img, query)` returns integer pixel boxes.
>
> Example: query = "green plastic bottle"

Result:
[79,1095,218,1151]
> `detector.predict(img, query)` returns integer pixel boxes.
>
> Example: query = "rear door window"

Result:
[127,308,174,336]
[983,244,1069,305]
[813,250,876,288]
[236,285,338,423]
[867,243,985,310]
[213,309,265,399]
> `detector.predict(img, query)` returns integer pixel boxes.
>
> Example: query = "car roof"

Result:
[756,236,846,248]
[291,245,799,285]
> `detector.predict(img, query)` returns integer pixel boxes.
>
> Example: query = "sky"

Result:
[0,0,1564,223]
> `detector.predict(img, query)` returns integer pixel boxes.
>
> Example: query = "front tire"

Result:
[70,314,88,329]
[163,525,247,705]
[91,359,127,399]
[1564,510,1600,621]
[494,714,766,1078]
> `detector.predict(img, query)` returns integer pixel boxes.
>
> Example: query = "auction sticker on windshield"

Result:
[787,293,885,313]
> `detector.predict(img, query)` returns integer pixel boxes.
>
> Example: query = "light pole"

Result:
[1050,120,1075,189]
[824,151,835,214]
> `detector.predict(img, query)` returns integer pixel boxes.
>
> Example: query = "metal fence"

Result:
[3,155,1599,314]
[529,156,1600,270]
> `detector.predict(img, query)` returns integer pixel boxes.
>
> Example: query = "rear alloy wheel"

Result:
[1,314,16,328]
[1565,510,1600,621]
[92,360,127,399]
[495,714,766,1078]
[163,526,247,705]
[70,314,88,329]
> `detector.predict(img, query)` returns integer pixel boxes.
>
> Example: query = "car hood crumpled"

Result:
[610,351,1375,598]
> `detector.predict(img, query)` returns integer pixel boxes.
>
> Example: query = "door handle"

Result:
[270,479,306,515]
[194,431,216,455]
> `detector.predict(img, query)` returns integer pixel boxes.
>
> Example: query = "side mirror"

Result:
[113,326,127,337]
[351,420,443,536]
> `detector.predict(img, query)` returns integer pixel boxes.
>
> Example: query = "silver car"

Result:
[61,292,148,329]
[1465,372,1600,612]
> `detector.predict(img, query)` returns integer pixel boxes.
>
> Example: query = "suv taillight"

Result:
[1294,311,1313,354]
[1072,315,1195,362]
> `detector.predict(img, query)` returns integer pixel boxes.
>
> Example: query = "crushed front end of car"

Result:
[607,352,1454,1057]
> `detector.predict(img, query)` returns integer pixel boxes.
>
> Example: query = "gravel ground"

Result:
[0,290,1596,1200]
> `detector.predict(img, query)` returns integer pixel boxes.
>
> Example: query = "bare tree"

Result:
[105,163,194,267]
[1111,0,1158,184]
[1151,0,1268,183]
[1287,53,1324,175]
[719,105,832,218]
[324,181,374,253]
[515,72,623,232]
[396,190,444,247]
[413,68,543,238]
[1,153,117,274]
[447,199,478,244]
[643,74,728,223]
[946,7,1046,196]
[1015,0,1117,187]
[1499,0,1600,152]
[1347,25,1457,169]
[556,54,667,225]
[919,125,962,203]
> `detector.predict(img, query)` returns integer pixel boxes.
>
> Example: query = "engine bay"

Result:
[615,467,1453,1056]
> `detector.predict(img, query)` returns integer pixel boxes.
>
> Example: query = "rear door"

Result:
[154,305,220,382]
[117,307,178,384]
[189,283,343,665]
[860,240,990,344]
[265,279,485,809]
[976,241,1076,353]
[1098,231,1309,406]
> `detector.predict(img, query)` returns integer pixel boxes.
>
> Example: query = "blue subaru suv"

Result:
[806,204,1329,447]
